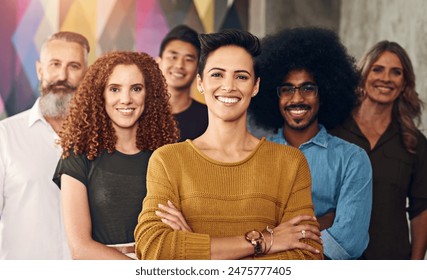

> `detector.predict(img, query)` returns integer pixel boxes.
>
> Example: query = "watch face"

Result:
[245,230,264,256]
[246,230,261,241]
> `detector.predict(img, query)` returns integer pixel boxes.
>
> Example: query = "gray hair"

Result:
[40,31,90,63]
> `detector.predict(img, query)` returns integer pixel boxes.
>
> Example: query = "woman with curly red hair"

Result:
[53,51,178,259]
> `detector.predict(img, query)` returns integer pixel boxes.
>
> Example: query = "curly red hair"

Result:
[59,51,179,160]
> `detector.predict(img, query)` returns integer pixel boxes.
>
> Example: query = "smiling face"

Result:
[104,64,146,136]
[37,39,87,117]
[197,45,259,123]
[157,39,198,94]
[279,69,319,131]
[363,51,405,105]
[37,39,87,95]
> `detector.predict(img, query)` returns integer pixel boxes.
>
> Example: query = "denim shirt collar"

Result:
[268,124,328,150]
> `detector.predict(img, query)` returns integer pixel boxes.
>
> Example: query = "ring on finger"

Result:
[301,230,306,239]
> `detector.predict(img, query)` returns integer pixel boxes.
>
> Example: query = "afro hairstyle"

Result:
[249,27,359,131]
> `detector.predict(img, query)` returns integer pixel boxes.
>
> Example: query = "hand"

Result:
[156,201,193,232]
[269,215,321,255]
[317,211,336,231]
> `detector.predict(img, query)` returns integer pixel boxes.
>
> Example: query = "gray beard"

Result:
[39,92,73,118]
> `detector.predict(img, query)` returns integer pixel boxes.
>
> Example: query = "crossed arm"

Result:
[134,149,323,260]
[157,200,322,259]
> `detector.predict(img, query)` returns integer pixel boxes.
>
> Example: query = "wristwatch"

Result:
[245,230,264,256]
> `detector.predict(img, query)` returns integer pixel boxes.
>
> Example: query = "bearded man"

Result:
[0,31,89,259]
[249,27,372,259]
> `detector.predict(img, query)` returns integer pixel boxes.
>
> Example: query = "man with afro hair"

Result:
[249,27,372,259]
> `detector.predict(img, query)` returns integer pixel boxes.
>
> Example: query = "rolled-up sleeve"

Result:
[323,149,372,259]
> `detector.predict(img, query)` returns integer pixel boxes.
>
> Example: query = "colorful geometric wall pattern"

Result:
[0,0,248,119]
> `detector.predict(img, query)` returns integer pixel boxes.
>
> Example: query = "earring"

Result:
[251,93,257,97]
[358,88,367,98]
[199,88,204,94]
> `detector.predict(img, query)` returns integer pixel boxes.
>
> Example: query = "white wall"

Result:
[340,0,427,134]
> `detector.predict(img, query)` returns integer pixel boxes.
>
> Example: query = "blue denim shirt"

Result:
[268,125,372,259]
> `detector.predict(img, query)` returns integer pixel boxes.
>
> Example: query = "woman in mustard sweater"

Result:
[134,30,323,260]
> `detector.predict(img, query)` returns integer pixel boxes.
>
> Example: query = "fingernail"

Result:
[315,249,320,253]
[155,210,161,216]
[167,200,173,206]
[158,203,164,209]
[313,216,317,220]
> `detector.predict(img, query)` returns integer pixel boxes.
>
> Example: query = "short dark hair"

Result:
[159,25,200,58]
[249,27,359,130]
[198,29,261,78]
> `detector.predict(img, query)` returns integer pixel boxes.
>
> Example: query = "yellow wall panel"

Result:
[61,0,97,63]
[194,0,214,33]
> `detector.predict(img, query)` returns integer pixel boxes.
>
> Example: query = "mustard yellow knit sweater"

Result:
[135,138,323,259]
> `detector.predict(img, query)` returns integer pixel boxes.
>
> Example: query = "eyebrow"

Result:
[372,64,402,70]
[281,81,316,86]
[48,58,83,66]
[166,50,197,59]
[207,67,252,76]
[106,83,144,87]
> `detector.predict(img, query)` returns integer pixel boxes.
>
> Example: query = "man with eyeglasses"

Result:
[249,27,372,260]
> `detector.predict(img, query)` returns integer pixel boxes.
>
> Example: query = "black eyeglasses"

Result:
[276,84,318,98]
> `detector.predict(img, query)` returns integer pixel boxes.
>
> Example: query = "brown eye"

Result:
[392,69,402,76]
[236,75,249,80]
[132,86,143,92]
[279,86,294,95]
[301,84,317,93]
[372,66,383,73]
[210,73,222,78]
